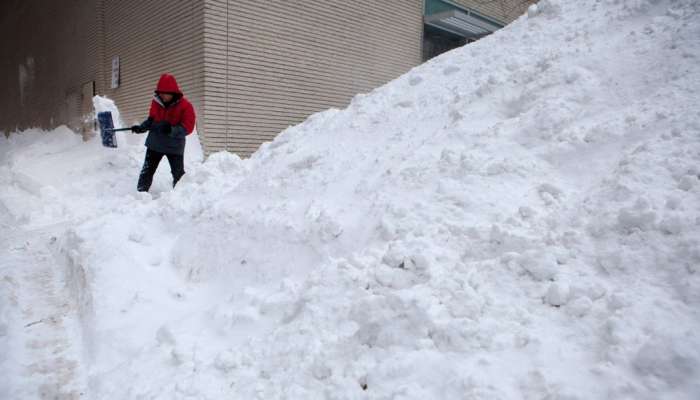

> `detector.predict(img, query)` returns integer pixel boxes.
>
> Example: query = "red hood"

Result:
[155,73,182,95]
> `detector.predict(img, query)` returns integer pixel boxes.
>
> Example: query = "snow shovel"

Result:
[97,111,130,148]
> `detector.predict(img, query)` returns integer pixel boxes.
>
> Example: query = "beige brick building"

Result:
[0,0,533,157]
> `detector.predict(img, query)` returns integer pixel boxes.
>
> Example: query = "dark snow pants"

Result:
[137,149,185,192]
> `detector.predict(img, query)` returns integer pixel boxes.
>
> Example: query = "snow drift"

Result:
[2,0,699,399]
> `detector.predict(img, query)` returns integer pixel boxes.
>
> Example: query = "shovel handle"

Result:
[105,127,134,132]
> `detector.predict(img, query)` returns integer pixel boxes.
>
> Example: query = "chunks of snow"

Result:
[408,75,423,86]
[678,175,695,191]
[633,338,700,387]
[518,250,559,281]
[617,199,658,233]
[566,296,592,317]
[546,282,570,306]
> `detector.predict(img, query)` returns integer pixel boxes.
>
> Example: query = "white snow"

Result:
[2,0,700,399]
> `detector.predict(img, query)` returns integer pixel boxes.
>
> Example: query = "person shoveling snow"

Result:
[130,73,196,192]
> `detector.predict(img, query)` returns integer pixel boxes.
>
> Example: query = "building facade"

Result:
[0,0,534,157]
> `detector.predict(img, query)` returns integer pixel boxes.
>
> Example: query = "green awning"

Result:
[424,0,504,39]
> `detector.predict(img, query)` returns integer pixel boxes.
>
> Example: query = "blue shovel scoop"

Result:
[97,111,131,148]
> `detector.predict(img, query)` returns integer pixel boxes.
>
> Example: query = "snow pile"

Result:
[93,95,124,128]
[2,0,700,399]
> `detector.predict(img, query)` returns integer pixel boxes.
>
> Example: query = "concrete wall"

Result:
[0,0,205,138]
[202,0,424,156]
[0,0,101,134]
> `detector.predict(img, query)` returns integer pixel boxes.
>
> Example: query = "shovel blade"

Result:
[97,111,118,148]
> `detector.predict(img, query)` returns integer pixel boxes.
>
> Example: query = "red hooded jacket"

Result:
[148,74,196,135]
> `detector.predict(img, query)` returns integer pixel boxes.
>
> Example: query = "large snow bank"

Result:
[2,0,699,398]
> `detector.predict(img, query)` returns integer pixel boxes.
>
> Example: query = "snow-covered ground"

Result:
[2,0,699,398]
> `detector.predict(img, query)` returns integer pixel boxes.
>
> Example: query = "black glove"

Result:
[131,117,153,134]
[131,125,147,134]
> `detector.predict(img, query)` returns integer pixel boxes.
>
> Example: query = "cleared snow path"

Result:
[0,215,87,399]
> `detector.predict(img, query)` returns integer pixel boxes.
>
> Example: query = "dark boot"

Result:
[137,149,164,192]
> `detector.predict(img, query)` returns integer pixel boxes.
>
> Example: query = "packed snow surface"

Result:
[2,0,699,398]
